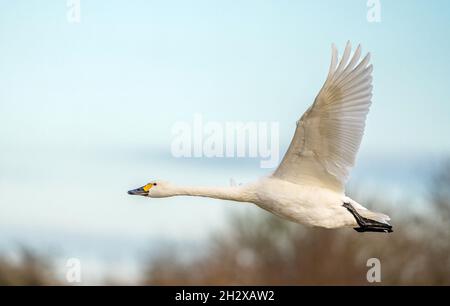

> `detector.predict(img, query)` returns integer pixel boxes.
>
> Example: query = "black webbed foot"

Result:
[342,202,393,233]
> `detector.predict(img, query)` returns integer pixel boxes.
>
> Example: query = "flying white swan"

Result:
[128,42,392,233]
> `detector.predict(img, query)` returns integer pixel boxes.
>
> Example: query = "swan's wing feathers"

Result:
[274,42,373,191]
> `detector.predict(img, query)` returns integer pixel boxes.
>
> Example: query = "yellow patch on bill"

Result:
[143,184,153,192]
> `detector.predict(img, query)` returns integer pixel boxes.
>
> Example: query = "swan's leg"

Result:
[342,203,393,233]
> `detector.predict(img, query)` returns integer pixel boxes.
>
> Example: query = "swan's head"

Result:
[127,180,174,198]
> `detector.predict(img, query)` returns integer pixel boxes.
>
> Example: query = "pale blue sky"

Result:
[0,0,449,282]
[1,0,450,153]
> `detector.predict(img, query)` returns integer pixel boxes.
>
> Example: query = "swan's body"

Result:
[250,178,357,229]
[129,42,393,233]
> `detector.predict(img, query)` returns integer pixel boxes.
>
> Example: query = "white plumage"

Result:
[275,42,372,192]
[128,42,392,233]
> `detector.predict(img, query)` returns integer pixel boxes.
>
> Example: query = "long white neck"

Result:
[169,184,255,203]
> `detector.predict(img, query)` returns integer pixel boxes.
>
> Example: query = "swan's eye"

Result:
[153,183,157,186]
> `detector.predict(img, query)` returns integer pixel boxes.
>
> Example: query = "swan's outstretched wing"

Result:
[274,42,373,192]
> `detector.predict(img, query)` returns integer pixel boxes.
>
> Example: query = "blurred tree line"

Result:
[0,248,59,285]
[1,163,449,285]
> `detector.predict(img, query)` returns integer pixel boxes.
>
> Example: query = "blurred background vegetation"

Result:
[1,163,449,285]
[0,248,59,285]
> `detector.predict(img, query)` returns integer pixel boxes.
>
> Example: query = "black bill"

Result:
[127,186,148,196]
